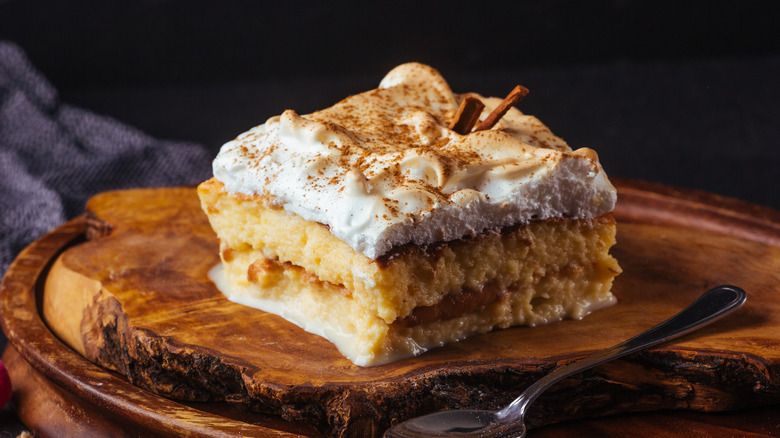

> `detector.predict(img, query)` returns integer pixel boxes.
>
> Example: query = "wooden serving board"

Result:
[2,179,780,437]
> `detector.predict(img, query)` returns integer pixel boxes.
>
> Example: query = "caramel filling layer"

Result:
[243,253,603,330]
[393,283,508,328]
[244,254,511,327]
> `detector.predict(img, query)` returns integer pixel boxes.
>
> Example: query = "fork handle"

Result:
[496,285,747,422]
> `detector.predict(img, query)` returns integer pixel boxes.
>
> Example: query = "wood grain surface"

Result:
[2,179,779,437]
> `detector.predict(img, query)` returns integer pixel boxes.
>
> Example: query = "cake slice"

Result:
[198,63,621,366]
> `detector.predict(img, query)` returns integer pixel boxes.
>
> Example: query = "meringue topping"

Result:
[212,63,616,259]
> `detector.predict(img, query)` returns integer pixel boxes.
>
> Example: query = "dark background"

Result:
[2,0,778,211]
[1,0,779,433]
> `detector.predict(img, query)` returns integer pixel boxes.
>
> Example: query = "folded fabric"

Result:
[0,41,212,277]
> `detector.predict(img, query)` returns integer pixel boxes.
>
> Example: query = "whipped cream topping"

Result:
[213,63,616,259]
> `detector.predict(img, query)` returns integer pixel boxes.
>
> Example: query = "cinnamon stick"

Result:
[474,85,529,131]
[449,97,485,135]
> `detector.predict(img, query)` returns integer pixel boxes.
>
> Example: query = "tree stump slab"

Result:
[2,179,779,437]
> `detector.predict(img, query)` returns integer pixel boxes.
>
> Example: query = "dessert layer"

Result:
[199,178,620,324]
[211,62,616,259]
[209,239,619,367]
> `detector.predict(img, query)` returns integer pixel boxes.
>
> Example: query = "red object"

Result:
[0,359,11,408]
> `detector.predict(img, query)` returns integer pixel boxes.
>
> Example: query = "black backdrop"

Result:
[2,0,779,208]
[2,0,777,210]
[3,0,779,88]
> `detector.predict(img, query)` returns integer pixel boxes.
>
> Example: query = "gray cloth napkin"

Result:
[0,41,212,277]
